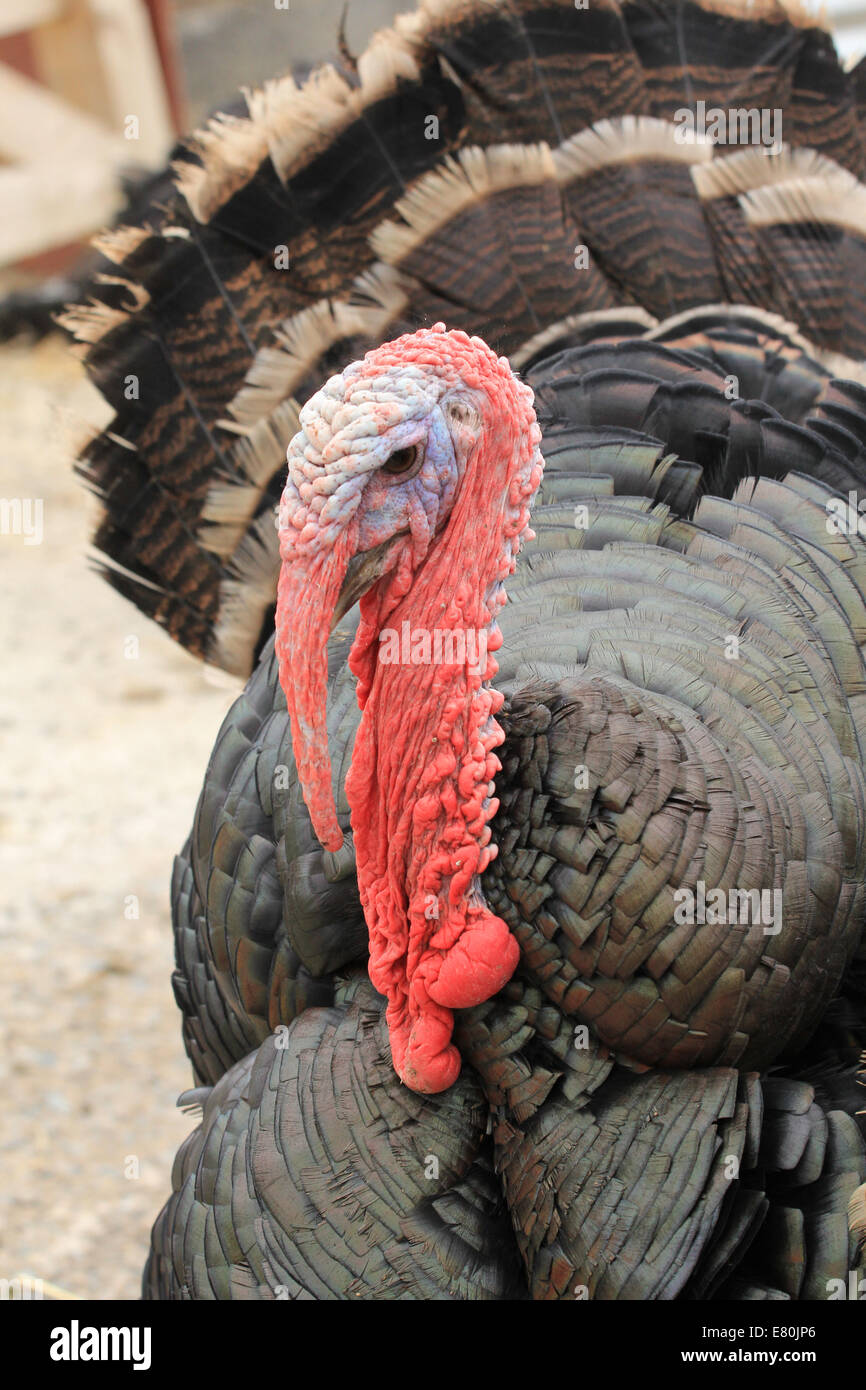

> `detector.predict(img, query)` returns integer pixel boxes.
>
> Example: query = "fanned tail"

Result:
[65,0,866,676]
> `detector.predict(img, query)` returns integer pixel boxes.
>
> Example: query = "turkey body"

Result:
[65,0,866,1298]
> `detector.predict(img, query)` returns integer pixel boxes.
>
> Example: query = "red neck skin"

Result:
[345,365,542,1093]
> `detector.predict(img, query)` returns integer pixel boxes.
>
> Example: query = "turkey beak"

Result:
[275,530,405,854]
[330,535,403,631]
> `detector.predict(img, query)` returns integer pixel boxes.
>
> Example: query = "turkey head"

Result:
[275,324,544,1094]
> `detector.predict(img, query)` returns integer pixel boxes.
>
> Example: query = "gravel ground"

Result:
[0,337,239,1299]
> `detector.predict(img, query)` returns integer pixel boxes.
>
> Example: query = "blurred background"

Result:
[0,0,861,1299]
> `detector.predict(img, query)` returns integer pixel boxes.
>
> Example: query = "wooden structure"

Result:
[0,0,180,267]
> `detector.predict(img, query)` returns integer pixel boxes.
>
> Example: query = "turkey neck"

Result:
[345,384,544,1094]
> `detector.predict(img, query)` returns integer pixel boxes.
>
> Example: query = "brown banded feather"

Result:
[66,0,866,678]
[784,23,866,178]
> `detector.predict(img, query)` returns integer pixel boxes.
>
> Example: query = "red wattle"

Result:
[427,911,519,1009]
[341,329,543,1094]
[277,327,544,1095]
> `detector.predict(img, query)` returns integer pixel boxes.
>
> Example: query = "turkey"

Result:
[64,0,866,1299]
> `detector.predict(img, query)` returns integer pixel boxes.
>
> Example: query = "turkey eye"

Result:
[383,444,419,476]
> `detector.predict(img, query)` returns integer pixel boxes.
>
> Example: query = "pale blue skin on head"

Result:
[355,407,464,560]
[280,359,481,574]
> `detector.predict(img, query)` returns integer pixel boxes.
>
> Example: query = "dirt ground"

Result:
[0,336,239,1299]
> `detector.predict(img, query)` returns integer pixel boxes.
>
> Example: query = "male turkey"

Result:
[66,0,866,1299]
